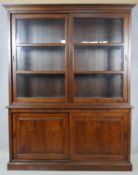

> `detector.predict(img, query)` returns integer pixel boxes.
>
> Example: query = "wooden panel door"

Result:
[12,113,69,160]
[70,110,130,161]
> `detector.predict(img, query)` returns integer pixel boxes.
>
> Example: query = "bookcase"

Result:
[4,4,134,171]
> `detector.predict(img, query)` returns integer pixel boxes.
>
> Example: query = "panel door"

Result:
[70,110,130,161]
[12,113,69,160]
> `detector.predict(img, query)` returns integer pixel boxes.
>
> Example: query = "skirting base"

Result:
[8,161,132,171]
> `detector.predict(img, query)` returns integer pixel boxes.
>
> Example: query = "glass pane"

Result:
[16,46,65,71]
[17,74,65,98]
[16,19,65,43]
[73,18,123,43]
[75,74,123,98]
[74,46,123,71]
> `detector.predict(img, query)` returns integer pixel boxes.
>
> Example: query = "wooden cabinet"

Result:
[4,4,134,171]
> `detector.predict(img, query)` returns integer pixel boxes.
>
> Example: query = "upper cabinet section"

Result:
[73,18,124,44]
[9,5,131,104]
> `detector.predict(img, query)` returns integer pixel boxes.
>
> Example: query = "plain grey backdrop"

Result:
[0,4,138,154]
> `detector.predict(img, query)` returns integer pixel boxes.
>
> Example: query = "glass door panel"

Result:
[16,19,65,44]
[16,46,65,71]
[72,15,125,102]
[17,74,65,98]
[74,74,123,98]
[13,14,67,102]
[74,46,123,71]
[73,18,124,43]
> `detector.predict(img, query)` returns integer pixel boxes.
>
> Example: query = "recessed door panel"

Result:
[13,113,69,160]
[70,111,129,161]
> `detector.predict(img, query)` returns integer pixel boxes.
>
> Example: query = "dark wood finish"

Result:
[7,103,133,109]
[8,161,132,171]
[4,4,135,14]
[4,4,134,171]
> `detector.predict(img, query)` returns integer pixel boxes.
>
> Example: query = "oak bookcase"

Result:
[4,4,135,171]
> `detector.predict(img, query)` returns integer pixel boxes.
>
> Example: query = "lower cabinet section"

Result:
[9,109,132,170]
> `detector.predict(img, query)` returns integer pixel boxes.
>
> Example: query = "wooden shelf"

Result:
[16,43,66,47]
[73,43,124,47]
[15,71,124,75]
[74,71,124,74]
[16,70,65,74]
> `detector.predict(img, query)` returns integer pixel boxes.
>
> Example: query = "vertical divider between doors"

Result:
[67,14,74,160]
[65,14,69,102]
[68,14,74,102]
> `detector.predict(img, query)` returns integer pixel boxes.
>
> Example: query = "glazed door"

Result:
[69,13,129,103]
[12,113,69,160]
[12,14,68,103]
[12,13,129,104]
[70,110,130,161]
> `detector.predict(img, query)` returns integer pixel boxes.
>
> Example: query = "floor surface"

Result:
[0,151,138,175]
